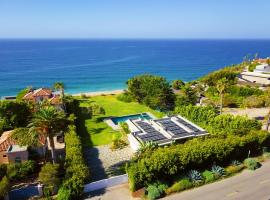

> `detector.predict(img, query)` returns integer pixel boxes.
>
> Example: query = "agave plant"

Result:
[231,160,241,166]
[211,165,225,177]
[188,170,202,183]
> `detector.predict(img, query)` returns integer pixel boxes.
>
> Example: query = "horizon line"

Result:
[1,37,270,40]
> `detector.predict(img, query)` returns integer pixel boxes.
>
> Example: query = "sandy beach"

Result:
[72,89,124,97]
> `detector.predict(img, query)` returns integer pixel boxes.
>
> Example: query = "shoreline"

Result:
[71,89,125,97]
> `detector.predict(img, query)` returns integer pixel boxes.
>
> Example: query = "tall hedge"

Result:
[57,125,89,200]
[127,130,270,191]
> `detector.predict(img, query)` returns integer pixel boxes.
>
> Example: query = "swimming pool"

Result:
[111,113,152,125]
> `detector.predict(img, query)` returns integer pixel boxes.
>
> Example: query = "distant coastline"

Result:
[1,39,270,97]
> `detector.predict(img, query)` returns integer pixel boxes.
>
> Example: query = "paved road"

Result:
[164,161,270,200]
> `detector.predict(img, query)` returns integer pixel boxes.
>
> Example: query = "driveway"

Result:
[163,161,270,200]
[84,145,133,181]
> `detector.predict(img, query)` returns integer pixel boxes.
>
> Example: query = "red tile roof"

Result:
[32,88,52,97]
[0,131,16,152]
[23,88,52,100]
[49,95,62,105]
[0,130,47,152]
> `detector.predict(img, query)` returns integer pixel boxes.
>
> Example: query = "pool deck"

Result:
[104,112,156,130]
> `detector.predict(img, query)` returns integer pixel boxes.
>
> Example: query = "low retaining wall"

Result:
[84,174,128,193]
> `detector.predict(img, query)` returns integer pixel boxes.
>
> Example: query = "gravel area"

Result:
[84,145,133,181]
[224,107,269,120]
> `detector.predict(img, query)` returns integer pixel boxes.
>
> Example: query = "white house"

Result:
[126,115,208,151]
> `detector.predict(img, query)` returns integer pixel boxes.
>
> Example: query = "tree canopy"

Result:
[0,100,32,133]
[127,74,175,111]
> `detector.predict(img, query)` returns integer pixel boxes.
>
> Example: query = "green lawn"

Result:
[78,95,164,147]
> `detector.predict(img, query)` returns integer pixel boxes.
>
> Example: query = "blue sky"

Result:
[0,0,270,39]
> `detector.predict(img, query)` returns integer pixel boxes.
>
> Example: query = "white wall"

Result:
[84,174,128,193]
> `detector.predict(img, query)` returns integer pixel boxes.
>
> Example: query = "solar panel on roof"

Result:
[176,117,201,132]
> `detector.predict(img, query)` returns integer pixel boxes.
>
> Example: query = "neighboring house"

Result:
[23,88,63,109]
[239,65,270,86]
[0,130,47,164]
[127,115,208,151]
[253,64,270,74]
[253,57,270,64]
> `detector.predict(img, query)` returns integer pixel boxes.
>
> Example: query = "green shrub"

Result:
[174,105,217,128]
[165,178,192,194]
[117,93,133,103]
[202,170,215,183]
[263,152,270,159]
[172,80,185,90]
[127,130,270,191]
[39,163,60,195]
[57,186,72,200]
[110,138,128,150]
[0,165,7,180]
[120,122,130,134]
[248,63,259,72]
[174,105,261,136]
[208,114,261,136]
[242,95,265,108]
[225,165,244,175]
[60,125,89,199]
[146,181,168,199]
[201,64,242,86]
[0,176,9,199]
[244,158,259,170]
[7,160,36,181]
[147,185,161,200]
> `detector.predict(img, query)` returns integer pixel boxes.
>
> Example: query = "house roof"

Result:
[49,95,62,105]
[254,58,270,64]
[0,131,16,152]
[23,88,52,100]
[0,130,47,152]
[32,88,52,97]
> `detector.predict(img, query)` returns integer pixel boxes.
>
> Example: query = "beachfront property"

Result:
[127,115,208,151]
[23,88,63,109]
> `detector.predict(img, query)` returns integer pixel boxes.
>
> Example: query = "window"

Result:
[15,157,21,164]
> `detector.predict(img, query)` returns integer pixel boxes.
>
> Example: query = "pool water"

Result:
[111,113,152,125]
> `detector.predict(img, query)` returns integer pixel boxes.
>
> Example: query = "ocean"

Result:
[0,39,270,97]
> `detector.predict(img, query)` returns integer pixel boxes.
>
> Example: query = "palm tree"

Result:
[53,82,66,111]
[216,78,229,114]
[13,106,67,163]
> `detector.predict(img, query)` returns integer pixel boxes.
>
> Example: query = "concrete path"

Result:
[85,183,139,200]
[164,161,270,200]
